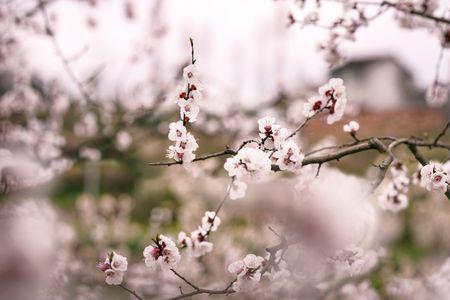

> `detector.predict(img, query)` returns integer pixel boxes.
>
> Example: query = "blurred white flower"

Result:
[80,147,101,162]
[340,280,380,300]
[378,190,409,213]
[428,257,450,298]
[426,82,448,107]
[189,229,214,257]
[230,180,247,200]
[115,130,132,151]
[228,254,265,292]
[343,120,359,133]
[330,245,380,277]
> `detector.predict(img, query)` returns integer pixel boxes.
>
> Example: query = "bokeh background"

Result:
[1,0,450,299]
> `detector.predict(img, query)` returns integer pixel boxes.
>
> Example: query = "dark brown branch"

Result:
[165,279,236,300]
[166,234,300,300]
[433,121,450,145]
[382,0,450,25]
[407,144,428,166]
[170,269,200,291]
[326,0,450,25]
[148,148,236,166]
[406,142,450,201]
[118,284,144,300]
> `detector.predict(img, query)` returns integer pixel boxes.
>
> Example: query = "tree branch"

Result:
[433,121,450,145]
[118,284,144,300]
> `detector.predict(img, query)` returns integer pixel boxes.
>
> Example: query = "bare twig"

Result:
[369,138,404,192]
[148,148,236,166]
[406,144,428,166]
[118,284,144,300]
[38,0,94,105]
[170,269,200,291]
[433,121,450,145]
[325,0,450,25]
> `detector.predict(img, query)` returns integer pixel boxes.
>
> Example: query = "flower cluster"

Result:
[143,234,181,270]
[303,78,347,124]
[177,211,221,257]
[228,254,265,292]
[167,121,198,165]
[378,161,411,213]
[97,252,128,285]
[166,63,202,166]
[225,147,272,200]
[420,162,449,193]
[257,116,305,172]
[225,115,308,200]
[257,116,288,148]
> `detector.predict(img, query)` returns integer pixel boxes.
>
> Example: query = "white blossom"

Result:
[257,116,277,139]
[228,254,265,292]
[189,229,214,257]
[98,252,128,286]
[179,99,200,123]
[183,64,201,87]
[303,78,347,124]
[343,120,359,133]
[110,252,128,272]
[168,121,187,142]
[420,162,449,193]
[143,235,180,270]
[105,269,125,285]
[273,140,304,172]
[224,148,271,181]
[201,211,221,232]
[303,96,326,118]
[177,231,193,249]
[230,180,247,200]
[378,190,409,213]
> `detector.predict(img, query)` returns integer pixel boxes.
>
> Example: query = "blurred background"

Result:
[1,0,450,299]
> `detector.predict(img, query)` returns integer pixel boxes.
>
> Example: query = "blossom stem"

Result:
[118,284,144,300]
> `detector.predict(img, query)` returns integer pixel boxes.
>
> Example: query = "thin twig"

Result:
[170,269,200,291]
[433,121,450,145]
[38,0,93,105]
[118,284,144,300]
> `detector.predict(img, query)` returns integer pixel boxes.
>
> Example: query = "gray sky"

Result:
[17,0,449,107]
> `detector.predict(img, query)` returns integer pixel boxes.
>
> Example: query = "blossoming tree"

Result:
[1,0,450,299]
